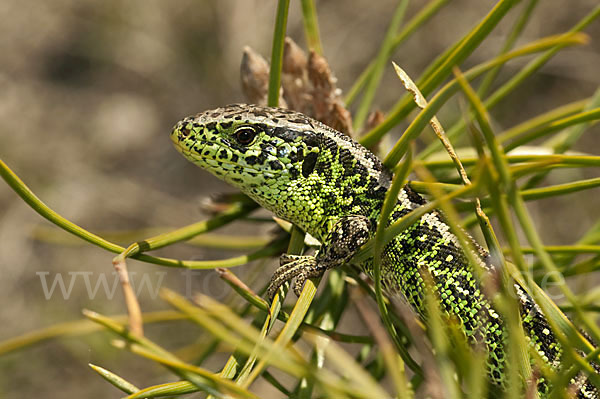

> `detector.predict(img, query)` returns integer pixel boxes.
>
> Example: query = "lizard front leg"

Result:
[266,215,372,299]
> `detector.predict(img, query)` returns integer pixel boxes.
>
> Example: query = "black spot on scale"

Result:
[288,150,298,163]
[219,121,232,130]
[323,192,336,204]
[368,218,378,232]
[289,167,300,180]
[234,115,242,120]
[259,142,276,154]
[404,184,427,205]
[288,148,304,163]
[315,159,326,175]
[246,155,259,165]
[367,186,388,200]
[321,137,339,154]
[342,186,353,199]
[350,197,371,213]
[289,118,309,124]
[352,163,370,183]
[338,147,355,171]
[271,126,303,142]
[251,110,269,118]
[356,173,369,188]
[390,209,410,222]
[219,149,228,158]
[302,135,321,149]
[257,153,268,164]
[206,122,217,132]
[269,160,283,170]
[230,153,238,163]
[224,103,243,109]
[302,152,318,178]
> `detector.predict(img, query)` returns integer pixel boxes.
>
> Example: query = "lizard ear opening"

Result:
[234,126,257,145]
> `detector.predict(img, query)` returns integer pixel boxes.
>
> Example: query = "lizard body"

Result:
[170,103,598,397]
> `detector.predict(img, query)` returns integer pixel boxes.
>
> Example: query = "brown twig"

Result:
[112,254,144,336]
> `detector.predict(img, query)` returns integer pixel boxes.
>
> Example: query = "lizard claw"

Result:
[266,255,318,300]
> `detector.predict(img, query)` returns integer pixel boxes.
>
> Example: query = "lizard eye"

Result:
[234,126,257,145]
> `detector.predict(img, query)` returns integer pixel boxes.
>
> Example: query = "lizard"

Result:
[170,103,598,397]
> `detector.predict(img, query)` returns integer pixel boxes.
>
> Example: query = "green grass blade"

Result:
[126,381,199,398]
[0,159,123,253]
[117,204,257,259]
[353,0,409,130]
[421,97,588,161]
[84,310,227,397]
[345,0,450,106]
[234,225,306,385]
[451,66,600,391]
[300,0,322,54]
[477,0,539,98]
[1,159,274,268]
[124,343,260,399]
[521,86,600,189]
[484,4,599,112]
[268,0,290,107]
[373,149,424,378]
[381,33,587,168]
[0,311,185,357]
[454,178,600,213]
[546,86,600,154]
[241,278,318,388]
[426,154,600,171]
[89,364,139,394]
[420,4,598,160]
[304,332,393,398]
[501,108,600,151]
[361,0,518,147]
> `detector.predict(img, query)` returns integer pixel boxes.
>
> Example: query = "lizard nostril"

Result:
[180,126,191,138]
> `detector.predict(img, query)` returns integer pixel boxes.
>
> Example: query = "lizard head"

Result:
[170,104,321,197]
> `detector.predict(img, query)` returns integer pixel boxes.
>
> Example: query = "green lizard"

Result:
[170,103,598,397]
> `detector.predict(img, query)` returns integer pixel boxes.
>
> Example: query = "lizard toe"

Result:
[280,254,306,266]
[292,272,307,297]
[266,256,318,300]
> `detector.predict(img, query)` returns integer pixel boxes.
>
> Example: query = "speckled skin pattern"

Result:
[171,104,597,397]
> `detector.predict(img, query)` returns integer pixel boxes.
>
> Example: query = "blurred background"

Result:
[0,0,599,397]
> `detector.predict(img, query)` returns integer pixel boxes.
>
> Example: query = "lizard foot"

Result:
[266,254,325,299]
[266,216,371,300]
